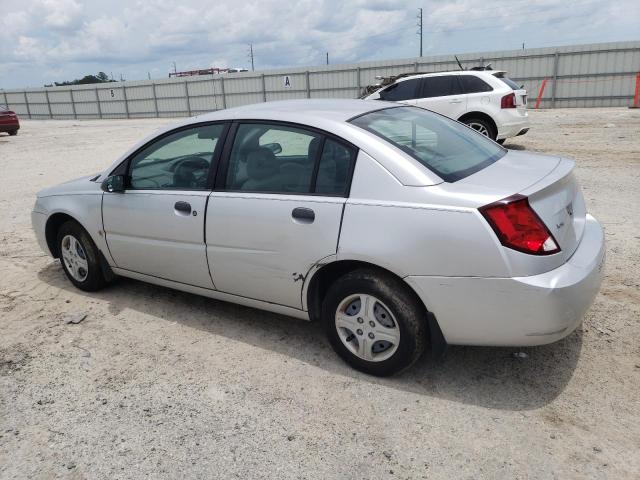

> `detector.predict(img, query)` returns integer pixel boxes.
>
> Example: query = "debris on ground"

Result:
[64,312,87,325]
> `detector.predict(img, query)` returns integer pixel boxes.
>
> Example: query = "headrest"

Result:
[246,147,278,180]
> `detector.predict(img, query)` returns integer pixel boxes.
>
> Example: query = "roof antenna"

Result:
[454,55,465,71]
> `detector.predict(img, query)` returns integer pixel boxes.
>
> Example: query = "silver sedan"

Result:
[31,100,605,376]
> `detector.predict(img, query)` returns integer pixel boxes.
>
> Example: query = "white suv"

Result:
[363,70,529,144]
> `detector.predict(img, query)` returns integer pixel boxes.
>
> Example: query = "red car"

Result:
[0,106,20,136]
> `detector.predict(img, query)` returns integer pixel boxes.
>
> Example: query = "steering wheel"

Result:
[173,156,209,189]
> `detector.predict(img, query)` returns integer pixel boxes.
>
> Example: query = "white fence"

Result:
[2,40,639,120]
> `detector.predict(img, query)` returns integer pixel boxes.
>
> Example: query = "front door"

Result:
[102,123,226,288]
[206,122,356,308]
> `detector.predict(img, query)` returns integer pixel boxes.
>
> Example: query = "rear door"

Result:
[102,123,227,288]
[206,122,356,308]
[414,74,466,118]
[458,74,495,114]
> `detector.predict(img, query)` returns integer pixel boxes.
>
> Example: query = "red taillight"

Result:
[501,93,516,108]
[479,194,560,255]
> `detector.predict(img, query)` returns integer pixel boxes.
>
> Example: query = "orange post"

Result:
[535,79,548,109]
[631,73,640,109]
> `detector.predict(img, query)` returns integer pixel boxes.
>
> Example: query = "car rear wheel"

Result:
[463,118,496,140]
[8,130,18,136]
[57,221,108,292]
[322,269,427,376]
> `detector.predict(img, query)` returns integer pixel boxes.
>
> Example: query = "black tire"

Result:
[8,130,18,136]
[496,138,506,145]
[322,269,427,376]
[56,220,108,292]
[462,117,496,140]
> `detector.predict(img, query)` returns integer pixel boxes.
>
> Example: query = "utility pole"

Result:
[172,61,177,74]
[417,8,423,57]
[326,52,329,65]
[248,44,255,71]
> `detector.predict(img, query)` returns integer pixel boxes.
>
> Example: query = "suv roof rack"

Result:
[359,57,495,98]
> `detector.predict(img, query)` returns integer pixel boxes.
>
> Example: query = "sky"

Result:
[0,0,638,89]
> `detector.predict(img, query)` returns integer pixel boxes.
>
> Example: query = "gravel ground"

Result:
[0,108,639,479]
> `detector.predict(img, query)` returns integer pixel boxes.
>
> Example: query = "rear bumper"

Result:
[406,214,605,347]
[0,123,20,132]
[496,110,529,140]
[497,120,529,140]
[0,119,20,132]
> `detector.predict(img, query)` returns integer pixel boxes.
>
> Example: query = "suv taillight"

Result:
[479,194,560,255]
[501,93,516,108]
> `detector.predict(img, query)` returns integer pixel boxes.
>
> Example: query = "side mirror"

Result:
[101,175,126,193]
[263,142,282,155]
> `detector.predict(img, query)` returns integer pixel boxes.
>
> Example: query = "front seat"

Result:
[242,147,281,191]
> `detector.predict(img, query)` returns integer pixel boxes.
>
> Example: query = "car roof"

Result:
[189,99,391,125]
[394,70,506,83]
[102,99,443,187]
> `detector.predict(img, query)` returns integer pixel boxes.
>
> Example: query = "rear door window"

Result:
[379,79,420,101]
[225,124,319,193]
[459,75,493,93]
[314,139,356,195]
[418,75,462,98]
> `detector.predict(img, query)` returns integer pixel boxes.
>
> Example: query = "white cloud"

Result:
[41,0,84,30]
[0,0,638,88]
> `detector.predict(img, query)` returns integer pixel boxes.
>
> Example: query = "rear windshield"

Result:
[493,72,521,90]
[350,106,506,182]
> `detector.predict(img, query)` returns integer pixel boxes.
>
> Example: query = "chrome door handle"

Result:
[449,99,463,104]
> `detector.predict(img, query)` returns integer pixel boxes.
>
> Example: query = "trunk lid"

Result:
[514,88,527,114]
[521,158,585,263]
[461,150,586,272]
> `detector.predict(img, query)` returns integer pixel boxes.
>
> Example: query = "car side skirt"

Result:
[111,267,311,321]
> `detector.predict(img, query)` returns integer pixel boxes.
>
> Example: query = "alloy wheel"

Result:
[468,122,490,136]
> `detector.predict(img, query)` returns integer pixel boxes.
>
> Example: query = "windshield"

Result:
[350,107,506,182]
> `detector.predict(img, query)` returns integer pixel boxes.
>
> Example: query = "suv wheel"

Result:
[322,269,427,376]
[463,118,496,140]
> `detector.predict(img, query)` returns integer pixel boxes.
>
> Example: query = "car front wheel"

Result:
[8,130,18,136]
[322,269,427,376]
[57,221,108,291]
